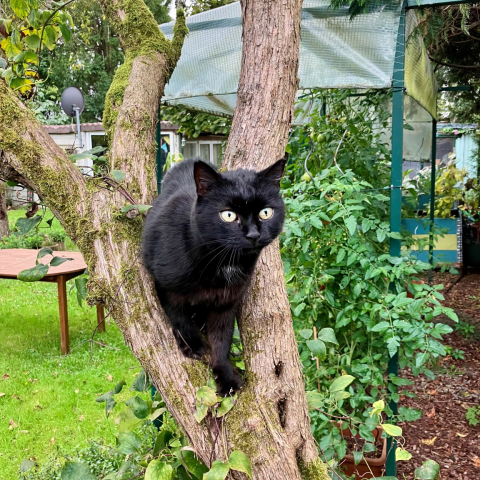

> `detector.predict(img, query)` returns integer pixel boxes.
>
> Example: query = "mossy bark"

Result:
[0,0,329,479]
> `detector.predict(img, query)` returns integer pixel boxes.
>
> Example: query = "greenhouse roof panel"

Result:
[160,0,437,119]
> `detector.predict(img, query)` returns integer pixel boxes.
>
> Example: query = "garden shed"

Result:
[159,0,447,476]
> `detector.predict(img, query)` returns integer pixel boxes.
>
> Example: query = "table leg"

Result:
[96,304,106,333]
[57,275,69,355]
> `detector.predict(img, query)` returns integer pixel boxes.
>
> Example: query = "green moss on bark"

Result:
[298,458,330,480]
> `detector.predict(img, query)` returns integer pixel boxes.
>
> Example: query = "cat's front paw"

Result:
[214,370,243,396]
[174,331,205,360]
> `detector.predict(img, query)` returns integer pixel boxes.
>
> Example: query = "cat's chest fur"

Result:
[171,278,249,309]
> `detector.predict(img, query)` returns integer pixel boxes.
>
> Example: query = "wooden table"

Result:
[0,249,105,355]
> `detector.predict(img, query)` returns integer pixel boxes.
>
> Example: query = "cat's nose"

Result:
[246,226,260,244]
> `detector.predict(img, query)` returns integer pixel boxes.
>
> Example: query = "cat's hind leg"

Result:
[158,290,205,359]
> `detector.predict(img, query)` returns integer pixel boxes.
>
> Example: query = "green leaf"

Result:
[194,401,208,423]
[42,25,57,50]
[353,451,363,465]
[130,369,151,392]
[215,395,236,417]
[415,352,428,368]
[228,451,252,479]
[203,460,230,480]
[60,462,96,480]
[112,170,126,182]
[403,123,414,131]
[196,386,218,407]
[371,321,390,333]
[414,459,440,480]
[6,180,18,187]
[106,396,116,415]
[382,424,402,437]
[299,328,313,339]
[370,400,384,416]
[75,277,87,307]
[398,406,422,422]
[114,380,126,394]
[345,216,357,235]
[117,432,142,454]
[306,391,324,410]
[121,204,152,214]
[377,229,386,243]
[145,460,173,480]
[24,34,40,49]
[306,339,326,360]
[18,263,49,282]
[389,375,413,386]
[309,216,323,230]
[2,37,22,58]
[179,449,209,479]
[395,447,412,461]
[50,256,73,267]
[23,51,38,64]
[334,391,351,400]
[16,215,42,234]
[317,327,338,345]
[19,459,36,472]
[153,430,173,456]
[329,375,355,392]
[96,391,113,403]
[127,396,149,419]
[37,247,53,259]
[59,22,71,42]
[10,0,29,18]
[293,302,306,317]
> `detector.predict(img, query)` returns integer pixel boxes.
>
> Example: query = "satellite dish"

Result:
[60,87,85,117]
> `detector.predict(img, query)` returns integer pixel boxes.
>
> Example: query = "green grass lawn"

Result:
[0,210,146,479]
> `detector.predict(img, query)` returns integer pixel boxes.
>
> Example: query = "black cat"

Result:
[142,158,286,395]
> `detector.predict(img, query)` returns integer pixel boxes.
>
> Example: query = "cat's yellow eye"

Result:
[220,210,237,223]
[259,207,274,220]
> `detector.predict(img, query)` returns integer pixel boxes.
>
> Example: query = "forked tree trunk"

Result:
[0,0,328,479]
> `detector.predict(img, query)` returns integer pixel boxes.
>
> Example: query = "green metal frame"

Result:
[428,120,437,284]
[156,110,163,195]
[386,3,406,475]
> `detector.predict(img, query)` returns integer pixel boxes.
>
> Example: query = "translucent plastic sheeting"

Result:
[404,10,438,118]
[380,95,434,162]
[160,0,437,121]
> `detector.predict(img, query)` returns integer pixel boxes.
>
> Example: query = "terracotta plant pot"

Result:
[336,423,386,480]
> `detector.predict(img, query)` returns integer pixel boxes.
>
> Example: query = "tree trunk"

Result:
[0,181,9,238]
[0,0,329,479]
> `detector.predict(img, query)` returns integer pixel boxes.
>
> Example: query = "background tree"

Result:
[0,0,331,478]
[33,0,171,123]
[420,3,480,123]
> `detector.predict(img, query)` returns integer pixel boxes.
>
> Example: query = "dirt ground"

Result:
[396,272,480,480]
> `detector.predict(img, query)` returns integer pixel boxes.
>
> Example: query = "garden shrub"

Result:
[281,89,458,464]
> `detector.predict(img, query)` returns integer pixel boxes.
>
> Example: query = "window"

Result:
[85,132,107,150]
[199,141,223,167]
[183,142,198,158]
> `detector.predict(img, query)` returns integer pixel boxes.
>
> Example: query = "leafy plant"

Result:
[282,88,457,464]
[0,0,73,96]
[455,321,475,339]
[465,405,480,427]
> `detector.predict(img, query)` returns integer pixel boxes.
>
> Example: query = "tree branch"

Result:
[428,55,480,70]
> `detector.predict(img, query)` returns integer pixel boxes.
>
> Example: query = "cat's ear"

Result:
[258,158,286,187]
[194,161,221,196]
